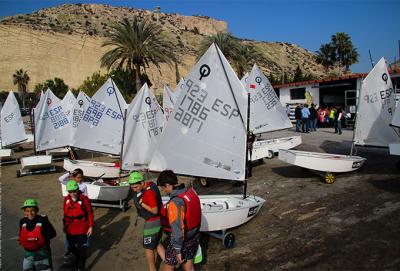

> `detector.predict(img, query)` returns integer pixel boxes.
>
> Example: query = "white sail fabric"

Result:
[163,85,176,121]
[174,78,185,100]
[70,91,91,144]
[149,43,248,181]
[246,64,292,134]
[61,90,76,123]
[35,89,71,151]
[72,78,127,155]
[0,91,27,147]
[122,83,165,170]
[391,103,400,128]
[240,72,249,87]
[354,57,399,147]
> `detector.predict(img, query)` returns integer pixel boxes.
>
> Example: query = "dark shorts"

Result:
[164,234,200,266]
[143,219,162,250]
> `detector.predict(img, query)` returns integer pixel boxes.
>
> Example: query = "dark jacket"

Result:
[295,106,302,120]
[309,107,317,120]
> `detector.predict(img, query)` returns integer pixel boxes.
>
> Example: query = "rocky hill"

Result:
[0,3,326,92]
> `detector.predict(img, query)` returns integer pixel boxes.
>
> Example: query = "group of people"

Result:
[292,104,345,135]
[19,169,201,271]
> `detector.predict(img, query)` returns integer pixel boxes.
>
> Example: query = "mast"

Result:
[119,108,127,181]
[32,109,36,155]
[244,93,251,199]
[350,78,362,156]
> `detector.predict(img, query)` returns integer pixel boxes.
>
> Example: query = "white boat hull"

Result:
[278,149,366,173]
[252,135,302,160]
[61,182,130,201]
[20,155,53,170]
[163,194,265,232]
[0,149,14,159]
[389,143,400,156]
[63,159,123,179]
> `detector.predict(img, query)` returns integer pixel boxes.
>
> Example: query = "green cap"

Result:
[128,171,144,185]
[21,198,38,209]
[66,180,79,191]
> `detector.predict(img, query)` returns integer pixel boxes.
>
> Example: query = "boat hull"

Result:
[20,155,53,170]
[278,149,366,173]
[389,143,400,156]
[0,149,14,159]
[252,135,302,160]
[63,159,123,179]
[61,182,130,201]
[46,147,70,157]
[163,194,265,232]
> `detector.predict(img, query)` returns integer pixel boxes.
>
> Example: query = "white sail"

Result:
[122,83,165,170]
[163,85,176,121]
[0,91,27,147]
[246,64,292,134]
[70,91,91,144]
[174,78,185,99]
[61,90,76,123]
[35,89,71,151]
[354,57,398,147]
[72,78,127,155]
[240,72,249,87]
[149,43,248,181]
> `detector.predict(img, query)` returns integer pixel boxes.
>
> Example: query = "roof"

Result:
[272,73,367,89]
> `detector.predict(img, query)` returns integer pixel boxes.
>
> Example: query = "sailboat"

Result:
[244,64,302,160]
[279,58,395,183]
[121,83,165,170]
[61,79,130,206]
[0,91,28,162]
[162,78,185,121]
[149,43,265,246]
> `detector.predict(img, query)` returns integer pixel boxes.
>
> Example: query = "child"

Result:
[59,168,87,196]
[63,180,94,271]
[19,199,56,271]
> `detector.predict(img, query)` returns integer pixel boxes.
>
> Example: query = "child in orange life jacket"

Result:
[157,170,201,271]
[63,180,94,271]
[129,171,164,271]
[19,199,56,271]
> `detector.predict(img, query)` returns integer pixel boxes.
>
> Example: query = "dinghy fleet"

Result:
[2,44,399,247]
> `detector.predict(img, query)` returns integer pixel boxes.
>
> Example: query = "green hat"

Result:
[21,199,38,209]
[128,171,144,185]
[66,180,79,191]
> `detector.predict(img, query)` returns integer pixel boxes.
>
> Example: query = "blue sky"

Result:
[0,0,399,73]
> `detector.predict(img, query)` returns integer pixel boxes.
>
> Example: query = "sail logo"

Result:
[203,157,231,172]
[199,64,210,80]
[247,205,259,217]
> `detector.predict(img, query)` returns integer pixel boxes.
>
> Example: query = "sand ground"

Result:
[1,127,400,270]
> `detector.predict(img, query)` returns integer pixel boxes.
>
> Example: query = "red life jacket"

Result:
[163,188,201,233]
[178,188,201,232]
[64,194,89,235]
[19,222,46,251]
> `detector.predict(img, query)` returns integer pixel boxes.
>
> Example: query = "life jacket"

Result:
[133,182,162,221]
[64,193,89,235]
[19,222,46,251]
[160,204,171,232]
[164,188,201,234]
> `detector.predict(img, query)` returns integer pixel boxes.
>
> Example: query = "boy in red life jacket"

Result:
[157,170,201,271]
[19,198,56,271]
[63,180,94,271]
[128,171,164,271]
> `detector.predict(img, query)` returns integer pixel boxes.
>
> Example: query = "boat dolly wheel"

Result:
[223,232,235,249]
[266,150,274,159]
[324,172,335,184]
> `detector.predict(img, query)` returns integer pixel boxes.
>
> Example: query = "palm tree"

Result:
[13,69,30,108]
[331,32,359,73]
[198,32,262,77]
[101,17,175,94]
[315,43,336,72]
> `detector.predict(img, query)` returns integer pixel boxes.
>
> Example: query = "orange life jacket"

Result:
[19,222,46,251]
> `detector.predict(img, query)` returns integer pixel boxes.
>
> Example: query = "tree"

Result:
[101,17,175,94]
[316,32,359,74]
[12,69,30,108]
[77,71,108,97]
[34,77,69,98]
[316,43,336,72]
[234,43,264,78]
[293,65,304,82]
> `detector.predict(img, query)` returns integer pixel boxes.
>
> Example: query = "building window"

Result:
[290,87,305,100]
